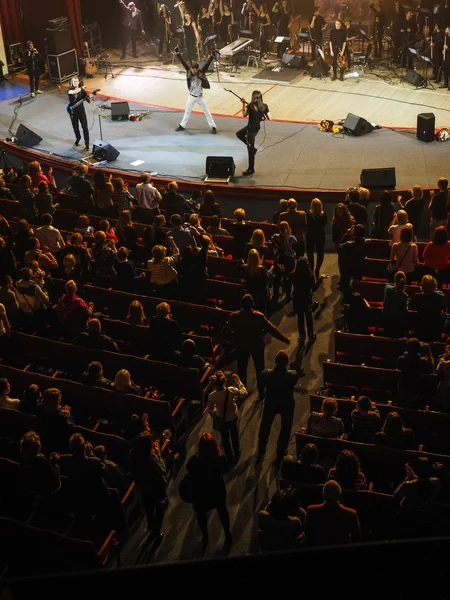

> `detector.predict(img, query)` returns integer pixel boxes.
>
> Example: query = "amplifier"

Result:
[47,49,78,83]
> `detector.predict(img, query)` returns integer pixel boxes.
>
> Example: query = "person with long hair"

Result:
[158,3,172,57]
[272,221,297,302]
[116,210,138,251]
[373,411,416,449]
[396,337,434,407]
[398,184,425,238]
[388,209,412,244]
[66,77,90,151]
[127,299,148,326]
[381,270,409,338]
[245,228,269,263]
[306,198,327,278]
[389,225,418,282]
[429,177,450,239]
[422,226,450,285]
[332,203,354,253]
[258,3,271,58]
[130,431,167,541]
[198,189,221,217]
[143,214,167,253]
[93,170,114,215]
[236,90,270,176]
[242,248,271,313]
[328,449,367,490]
[290,258,321,342]
[186,432,232,550]
[218,0,234,45]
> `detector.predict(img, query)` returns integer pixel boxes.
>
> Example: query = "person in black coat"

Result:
[74,318,119,352]
[23,41,43,98]
[119,0,145,59]
[19,431,60,497]
[186,433,231,551]
[148,301,183,361]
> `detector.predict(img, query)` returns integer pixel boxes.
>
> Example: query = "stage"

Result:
[1,50,449,189]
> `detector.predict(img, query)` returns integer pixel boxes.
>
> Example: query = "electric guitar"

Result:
[66,88,100,115]
[84,41,98,75]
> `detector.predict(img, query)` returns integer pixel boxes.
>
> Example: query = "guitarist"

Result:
[329,20,347,81]
[67,78,90,151]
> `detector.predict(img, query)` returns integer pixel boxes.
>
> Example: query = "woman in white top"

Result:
[207,370,247,465]
[390,225,418,281]
[388,210,413,244]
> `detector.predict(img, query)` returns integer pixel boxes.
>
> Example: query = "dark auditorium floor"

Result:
[121,253,340,565]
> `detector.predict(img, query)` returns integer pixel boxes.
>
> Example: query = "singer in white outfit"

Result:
[174,46,217,133]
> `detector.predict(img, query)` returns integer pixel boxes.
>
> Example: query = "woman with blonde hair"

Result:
[245,228,269,263]
[242,248,271,313]
[306,197,327,278]
[111,368,142,396]
[388,209,412,244]
[147,237,179,297]
[357,186,370,206]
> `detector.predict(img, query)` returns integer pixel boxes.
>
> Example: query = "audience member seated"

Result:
[3,165,18,184]
[388,210,412,244]
[35,181,59,216]
[230,208,253,260]
[306,397,345,438]
[0,377,20,410]
[0,237,17,279]
[278,199,307,257]
[206,215,229,236]
[111,368,142,396]
[81,360,112,389]
[148,301,182,361]
[135,172,162,214]
[242,249,270,314]
[20,384,42,414]
[29,260,45,290]
[63,233,92,280]
[115,246,139,289]
[19,431,61,497]
[61,254,83,288]
[93,445,128,496]
[281,443,327,484]
[160,181,187,216]
[34,213,65,256]
[24,237,58,278]
[15,266,49,318]
[371,190,396,239]
[432,462,450,503]
[93,170,114,215]
[57,279,93,337]
[147,240,179,298]
[13,219,34,264]
[28,161,55,190]
[168,214,195,253]
[98,219,118,242]
[332,203,354,248]
[74,214,94,237]
[126,300,148,326]
[116,210,138,251]
[396,337,434,407]
[373,411,416,450]
[382,270,409,338]
[37,388,76,453]
[68,165,95,212]
[338,224,367,302]
[198,189,221,217]
[434,346,450,412]
[258,490,304,551]
[328,449,367,490]
[0,175,15,200]
[245,228,269,264]
[272,199,288,225]
[179,239,208,304]
[305,480,362,546]
[346,188,368,229]
[74,318,119,352]
[422,226,450,284]
[143,214,167,254]
[410,274,446,341]
[92,231,117,285]
[112,177,135,215]
[349,396,381,442]
[174,338,206,369]
[398,184,425,238]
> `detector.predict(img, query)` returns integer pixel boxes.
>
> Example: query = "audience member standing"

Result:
[306,198,327,278]
[242,249,270,314]
[389,225,417,282]
[396,337,434,407]
[346,189,368,229]
[278,199,307,257]
[381,270,409,337]
[136,172,162,212]
[422,226,450,284]
[371,190,396,239]
[257,350,298,463]
[429,177,449,239]
[148,301,182,361]
[290,258,321,343]
[272,221,297,301]
[411,274,446,341]
[398,184,425,238]
[332,203,354,248]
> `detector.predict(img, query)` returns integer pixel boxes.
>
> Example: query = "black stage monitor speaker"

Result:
[282,53,308,69]
[45,26,74,55]
[206,156,235,180]
[15,124,42,147]
[360,167,396,188]
[403,69,425,87]
[417,112,435,142]
[92,139,120,161]
[309,58,330,77]
[343,113,374,136]
[111,101,130,121]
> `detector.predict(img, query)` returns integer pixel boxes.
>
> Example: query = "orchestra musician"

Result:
[309,6,327,60]
[241,0,258,35]
[178,6,202,62]
[119,0,145,59]
[67,77,90,151]
[431,21,444,82]
[370,1,386,57]
[158,3,172,57]
[272,0,292,57]
[439,24,450,88]
[218,0,234,46]
[391,2,404,64]
[198,5,213,41]
[329,20,347,81]
[258,3,271,58]
[236,90,270,176]
[400,9,416,69]
[23,41,42,98]
[344,19,358,67]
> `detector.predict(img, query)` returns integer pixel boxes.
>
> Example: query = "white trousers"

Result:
[180,94,216,129]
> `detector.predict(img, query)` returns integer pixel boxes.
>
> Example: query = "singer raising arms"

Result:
[236,90,270,176]
[23,41,42,98]
[119,0,145,59]
[67,77,90,151]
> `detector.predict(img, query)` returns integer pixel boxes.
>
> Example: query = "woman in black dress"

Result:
[158,4,172,57]
[371,190,396,239]
[272,0,291,56]
[218,0,234,45]
[182,10,201,62]
[306,198,327,278]
[236,90,270,176]
[186,432,232,551]
[258,3,271,58]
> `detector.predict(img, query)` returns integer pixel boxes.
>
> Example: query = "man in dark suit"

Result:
[120,0,145,59]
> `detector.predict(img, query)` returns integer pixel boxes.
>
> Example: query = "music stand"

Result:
[419,53,435,89]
